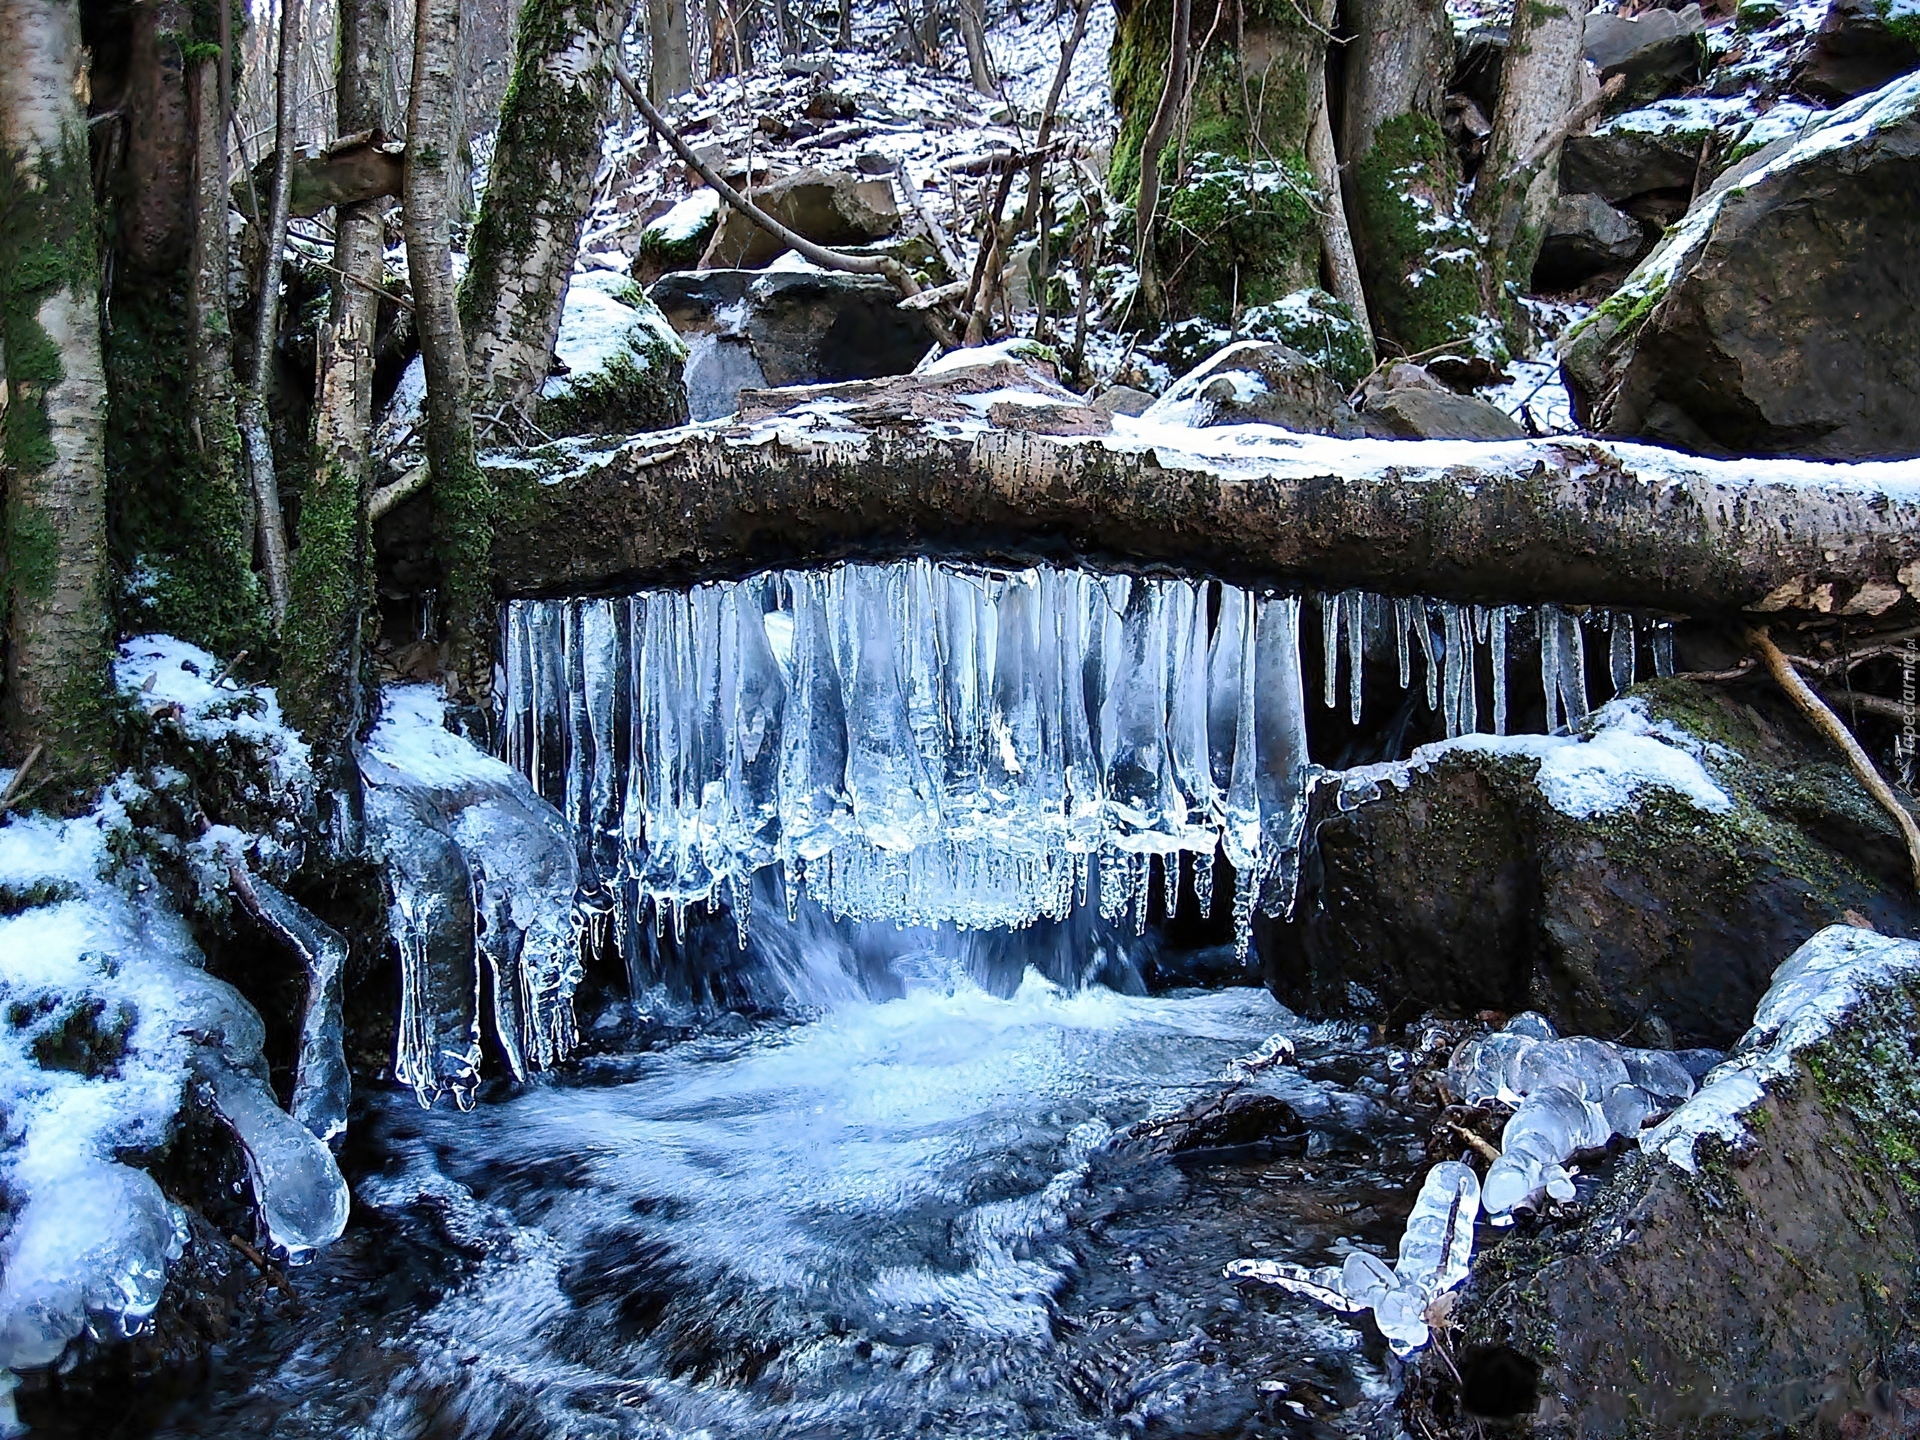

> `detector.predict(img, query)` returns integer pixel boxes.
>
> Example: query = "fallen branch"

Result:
[894,165,966,282]
[369,461,429,522]
[0,745,46,819]
[609,50,953,346]
[1447,1120,1502,1164]
[1749,624,1920,890]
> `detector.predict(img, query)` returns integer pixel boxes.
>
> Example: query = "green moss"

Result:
[282,451,370,757]
[1349,113,1482,354]
[103,286,265,658]
[1875,0,1920,44]
[1156,153,1320,319]
[1803,981,1920,1200]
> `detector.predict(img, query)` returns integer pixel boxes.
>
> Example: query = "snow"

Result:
[645,187,721,247]
[1641,926,1920,1172]
[115,634,312,797]
[363,683,523,790]
[542,271,687,404]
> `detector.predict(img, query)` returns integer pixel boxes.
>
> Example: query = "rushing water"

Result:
[36,932,1436,1440]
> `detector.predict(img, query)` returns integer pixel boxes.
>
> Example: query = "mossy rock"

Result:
[1155,287,1373,388]
[1152,154,1322,322]
[535,272,690,437]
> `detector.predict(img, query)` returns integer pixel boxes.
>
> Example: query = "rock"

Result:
[631,189,721,285]
[1533,192,1649,288]
[1155,288,1373,389]
[1406,926,1920,1436]
[1258,683,1920,1046]
[1451,25,1509,124]
[1561,72,1920,459]
[1362,388,1526,439]
[1560,119,1707,202]
[1141,340,1363,434]
[1582,4,1706,97]
[648,265,933,421]
[534,271,689,437]
[1798,0,1920,100]
[1093,384,1156,417]
[1113,1091,1307,1161]
[1359,361,1451,405]
[699,166,899,269]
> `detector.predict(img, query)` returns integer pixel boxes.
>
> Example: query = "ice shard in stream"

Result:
[504,568,1659,962]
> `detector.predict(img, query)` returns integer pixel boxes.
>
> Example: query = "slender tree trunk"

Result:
[405,0,495,711]
[0,0,110,775]
[1133,0,1190,320]
[1305,69,1374,365]
[286,0,388,809]
[956,0,995,93]
[1340,0,1481,353]
[240,0,302,624]
[836,0,851,48]
[1469,0,1592,334]
[648,0,693,99]
[460,0,626,427]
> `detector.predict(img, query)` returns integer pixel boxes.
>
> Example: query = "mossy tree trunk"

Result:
[0,0,110,776]
[1340,0,1482,354]
[405,0,495,714]
[285,0,388,820]
[459,0,625,429]
[1468,0,1593,339]
[1109,0,1331,323]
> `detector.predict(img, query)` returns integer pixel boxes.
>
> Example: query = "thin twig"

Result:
[0,746,46,817]
[1749,625,1920,890]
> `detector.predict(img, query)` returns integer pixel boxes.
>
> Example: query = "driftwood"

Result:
[481,365,1920,618]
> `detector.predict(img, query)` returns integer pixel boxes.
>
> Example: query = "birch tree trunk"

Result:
[955,0,995,93]
[0,0,110,773]
[648,0,693,101]
[1469,0,1593,334]
[239,0,303,623]
[459,0,626,427]
[286,0,389,796]
[405,0,496,711]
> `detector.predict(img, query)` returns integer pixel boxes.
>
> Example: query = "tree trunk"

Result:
[837,0,851,48]
[648,0,692,99]
[239,0,302,624]
[405,0,496,711]
[1469,0,1593,336]
[1305,69,1374,365]
[0,0,111,775]
[1339,0,1481,353]
[459,0,626,427]
[956,0,995,93]
[286,0,388,802]
[483,376,1920,620]
[1132,0,1189,319]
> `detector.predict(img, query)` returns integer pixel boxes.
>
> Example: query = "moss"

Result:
[1876,0,1920,45]
[1156,153,1321,320]
[1802,980,1920,1201]
[103,285,265,658]
[458,0,616,392]
[282,451,370,758]
[30,998,134,1078]
[1349,113,1482,354]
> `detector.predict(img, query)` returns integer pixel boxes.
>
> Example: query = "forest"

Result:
[1,0,1918,1428]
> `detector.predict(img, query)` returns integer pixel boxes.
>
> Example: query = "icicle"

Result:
[1539,606,1563,733]
[1344,590,1365,726]
[1253,595,1311,921]
[1652,621,1675,677]
[1611,615,1637,694]
[1132,850,1152,935]
[1100,578,1174,842]
[1166,579,1214,847]
[1320,592,1339,709]
[1557,609,1590,725]
[1162,848,1180,920]
[1414,603,1439,713]
[1208,585,1250,807]
[1394,597,1413,691]
[1195,847,1215,920]
[1491,607,1510,737]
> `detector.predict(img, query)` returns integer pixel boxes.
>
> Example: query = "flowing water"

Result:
[39,924,1436,1440]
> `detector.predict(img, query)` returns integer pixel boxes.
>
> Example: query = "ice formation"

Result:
[0,788,348,1399]
[1447,1012,1704,1220]
[502,565,1673,962]
[1227,1159,1482,1355]
[1642,925,1920,1173]
[360,686,584,1108]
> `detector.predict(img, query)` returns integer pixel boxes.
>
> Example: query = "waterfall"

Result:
[501,563,1674,968]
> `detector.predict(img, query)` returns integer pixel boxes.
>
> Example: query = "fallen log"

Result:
[482,362,1920,616]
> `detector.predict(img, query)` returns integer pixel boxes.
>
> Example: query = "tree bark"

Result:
[1469,0,1593,333]
[286,0,388,804]
[1339,0,1480,353]
[239,0,303,624]
[648,0,693,100]
[459,0,626,428]
[1305,70,1375,366]
[1132,0,1190,320]
[482,376,1920,621]
[955,0,995,93]
[405,0,496,709]
[0,0,111,775]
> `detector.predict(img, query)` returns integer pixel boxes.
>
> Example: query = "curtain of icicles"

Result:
[501,564,1676,963]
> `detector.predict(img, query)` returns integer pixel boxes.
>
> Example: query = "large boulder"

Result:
[1407,926,1920,1436]
[647,263,933,421]
[1361,388,1527,439]
[1560,111,1711,204]
[1583,4,1707,98]
[1258,682,1920,1046]
[698,167,899,269]
[1798,0,1920,100]
[534,271,690,437]
[1560,72,1920,460]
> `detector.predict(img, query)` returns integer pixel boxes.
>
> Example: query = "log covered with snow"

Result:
[487,351,1920,617]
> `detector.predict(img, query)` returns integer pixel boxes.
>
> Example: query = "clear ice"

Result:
[504,570,1666,964]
